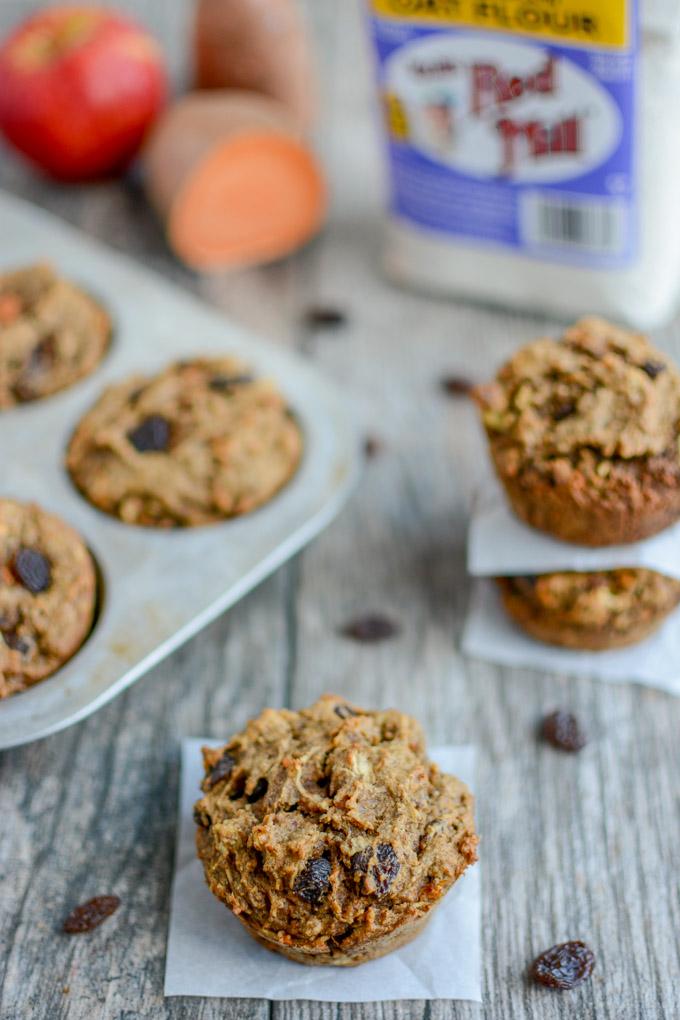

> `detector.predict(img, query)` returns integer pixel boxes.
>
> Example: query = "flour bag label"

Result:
[367,0,638,266]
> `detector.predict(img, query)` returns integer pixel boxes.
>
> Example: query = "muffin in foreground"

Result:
[497,568,680,651]
[473,317,680,546]
[0,499,97,698]
[194,695,477,966]
[66,357,303,527]
[0,263,111,408]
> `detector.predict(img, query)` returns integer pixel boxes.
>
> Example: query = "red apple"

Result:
[0,6,168,181]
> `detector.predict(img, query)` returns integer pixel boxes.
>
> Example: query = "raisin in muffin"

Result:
[0,263,111,408]
[474,317,680,546]
[0,499,97,698]
[194,695,477,966]
[66,357,303,527]
[497,568,680,650]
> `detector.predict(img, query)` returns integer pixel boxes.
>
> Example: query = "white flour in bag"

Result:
[366,1,680,329]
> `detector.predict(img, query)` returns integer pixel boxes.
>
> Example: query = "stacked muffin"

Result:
[473,317,680,650]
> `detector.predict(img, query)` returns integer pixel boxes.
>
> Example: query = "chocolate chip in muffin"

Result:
[350,847,373,875]
[530,941,596,990]
[127,414,171,453]
[294,857,332,904]
[62,895,121,934]
[247,777,268,804]
[552,400,577,422]
[373,843,400,895]
[2,628,30,655]
[541,710,587,752]
[334,703,358,720]
[641,360,666,380]
[12,335,57,401]
[12,548,52,594]
[206,751,236,789]
[209,374,254,392]
[193,805,211,829]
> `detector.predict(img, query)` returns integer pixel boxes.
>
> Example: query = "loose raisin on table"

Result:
[641,360,666,379]
[294,857,331,904]
[530,941,596,990]
[340,614,401,644]
[303,305,347,330]
[127,415,171,453]
[541,710,587,752]
[372,843,400,895]
[12,548,52,594]
[441,375,473,397]
[205,751,236,789]
[364,436,382,459]
[62,895,120,934]
[247,777,268,804]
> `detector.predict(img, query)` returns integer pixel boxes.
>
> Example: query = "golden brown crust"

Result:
[66,357,303,528]
[0,500,97,698]
[194,695,477,966]
[497,569,680,650]
[474,317,680,546]
[0,263,111,408]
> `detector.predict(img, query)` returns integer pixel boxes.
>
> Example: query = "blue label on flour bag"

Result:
[367,1,638,267]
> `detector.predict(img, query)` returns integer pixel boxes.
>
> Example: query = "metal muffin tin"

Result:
[0,193,361,749]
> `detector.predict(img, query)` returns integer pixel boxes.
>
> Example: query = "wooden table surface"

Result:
[1,2,679,1018]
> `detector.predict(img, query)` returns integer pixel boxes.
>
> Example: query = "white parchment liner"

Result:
[165,739,481,1003]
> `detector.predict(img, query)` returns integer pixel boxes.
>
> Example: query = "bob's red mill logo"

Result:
[470,54,581,173]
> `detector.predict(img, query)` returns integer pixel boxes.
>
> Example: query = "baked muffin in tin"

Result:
[66,356,303,527]
[0,499,97,699]
[0,263,111,408]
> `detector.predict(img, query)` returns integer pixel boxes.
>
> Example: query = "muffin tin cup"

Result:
[0,193,361,749]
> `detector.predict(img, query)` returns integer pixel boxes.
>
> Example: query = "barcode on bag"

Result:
[520,193,628,256]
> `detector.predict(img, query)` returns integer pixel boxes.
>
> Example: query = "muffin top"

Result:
[475,318,680,474]
[500,568,680,634]
[0,262,111,408]
[66,356,303,527]
[0,499,97,699]
[194,695,477,955]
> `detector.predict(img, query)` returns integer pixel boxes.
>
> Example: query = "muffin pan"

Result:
[0,193,361,749]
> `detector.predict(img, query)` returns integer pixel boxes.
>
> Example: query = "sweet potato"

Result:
[142,91,327,272]
[193,0,315,129]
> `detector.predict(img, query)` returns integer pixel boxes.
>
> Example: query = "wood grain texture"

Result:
[1,1,679,1018]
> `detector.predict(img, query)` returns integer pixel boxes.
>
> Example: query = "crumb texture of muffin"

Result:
[0,263,111,408]
[0,499,97,698]
[474,317,680,546]
[498,568,680,650]
[66,357,303,527]
[194,695,478,966]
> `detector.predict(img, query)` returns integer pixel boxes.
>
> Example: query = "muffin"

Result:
[0,263,111,407]
[474,317,680,546]
[0,499,97,698]
[194,694,477,966]
[497,568,680,650]
[66,357,303,527]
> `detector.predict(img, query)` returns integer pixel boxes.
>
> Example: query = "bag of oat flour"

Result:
[365,0,680,328]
